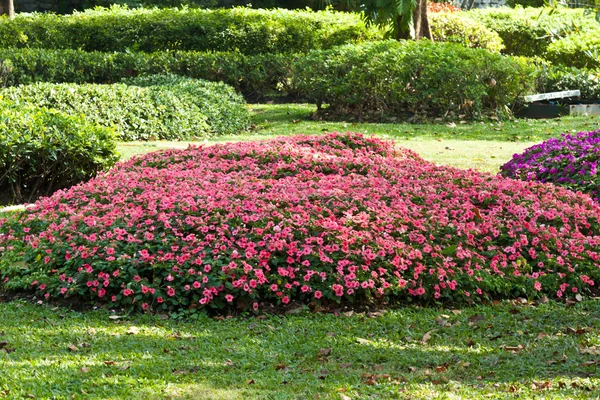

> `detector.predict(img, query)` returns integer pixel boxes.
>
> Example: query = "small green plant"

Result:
[0,100,119,205]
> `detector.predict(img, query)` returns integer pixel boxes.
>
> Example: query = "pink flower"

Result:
[157,297,164,303]
[314,291,322,299]
[225,294,234,303]
[281,296,290,304]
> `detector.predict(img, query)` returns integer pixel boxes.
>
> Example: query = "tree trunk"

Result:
[395,14,412,40]
[2,0,14,18]
[413,0,433,40]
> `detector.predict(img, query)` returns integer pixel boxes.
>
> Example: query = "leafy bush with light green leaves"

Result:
[546,32,600,69]
[467,7,600,58]
[1,80,249,141]
[0,100,118,205]
[123,74,250,135]
[292,40,537,120]
[0,6,382,54]
[429,13,504,53]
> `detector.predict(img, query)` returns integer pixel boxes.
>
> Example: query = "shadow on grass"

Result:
[0,300,599,399]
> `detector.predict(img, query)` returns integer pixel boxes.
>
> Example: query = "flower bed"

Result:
[500,130,600,202]
[1,133,599,313]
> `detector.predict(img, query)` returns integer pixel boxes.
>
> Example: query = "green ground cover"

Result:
[0,299,598,399]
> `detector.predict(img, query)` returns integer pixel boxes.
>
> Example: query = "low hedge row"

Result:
[292,40,537,120]
[123,75,250,136]
[1,78,249,141]
[0,100,119,205]
[0,48,290,100]
[0,6,381,54]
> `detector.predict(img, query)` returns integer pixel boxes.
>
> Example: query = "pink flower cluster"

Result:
[1,133,599,312]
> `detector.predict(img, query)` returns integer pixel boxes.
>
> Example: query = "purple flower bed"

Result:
[500,130,600,202]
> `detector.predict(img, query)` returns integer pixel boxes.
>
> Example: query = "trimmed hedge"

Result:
[467,8,600,58]
[429,13,504,53]
[1,82,226,141]
[0,6,382,54]
[0,100,119,205]
[123,75,250,135]
[546,32,600,69]
[0,48,291,100]
[292,40,537,120]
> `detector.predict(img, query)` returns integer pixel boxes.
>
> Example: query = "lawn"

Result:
[2,106,600,399]
[1,299,599,399]
[117,104,600,173]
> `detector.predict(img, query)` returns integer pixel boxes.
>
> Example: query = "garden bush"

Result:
[0,48,292,100]
[292,40,537,120]
[500,130,600,202]
[0,100,118,205]
[1,133,599,313]
[1,81,248,141]
[541,66,600,100]
[0,6,381,54]
[546,32,600,69]
[467,7,600,58]
[429,13,504,53]
[123,74,250,136]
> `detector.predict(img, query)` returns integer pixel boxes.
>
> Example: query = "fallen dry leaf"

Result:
[318,347,332,357]
[435,365,447,373]
[246,379,255,385]
[536,332,549,340]
[275,363,286,371]
[79,367,91,373]
[468,314,485,325]
[451,309,462,315]
[67,344,79,352]
[581,347,600,356]
[126,326,140,335]
[421,330,435,344]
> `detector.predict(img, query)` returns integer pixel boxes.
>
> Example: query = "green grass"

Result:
[0,300,599,399]
[117,104,600,173]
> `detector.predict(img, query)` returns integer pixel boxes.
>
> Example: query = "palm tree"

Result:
[319,0,433,40]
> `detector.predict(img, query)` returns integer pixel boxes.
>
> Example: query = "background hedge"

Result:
[467,7,600,59]
[0,100,119,205]
[0,48,291,100]
[292,40,537,120]
[123,74,250,135]
[0,6,382,54]
[1,81,248,141]
[429,12,504,53]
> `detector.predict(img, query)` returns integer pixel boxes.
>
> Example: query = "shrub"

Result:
[542,66,600,99]
[0,100,118,205]
[1,133,599,313]
[292,40,537,120]
[500,130,600,202]
[0,6,382,54]
[123,75,250,136]
[429,13,504,53]
[467,7,600,58]
[1,81,248,141]
[0,48,292,100]
[546,32,600,68]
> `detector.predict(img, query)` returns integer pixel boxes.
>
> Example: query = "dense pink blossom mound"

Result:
[1,133,599,313]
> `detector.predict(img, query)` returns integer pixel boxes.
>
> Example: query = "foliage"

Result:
[429,13,504,53]
[1,81,249,141]
[541,66,600,99]
[500,130,600,202]
[546,31,600,68]
[122,74,250,136]
[427,1,461,13]
[0,48,292,100]
[467,7,600,58]
[0,100,118,205]
[0,6,381,54]
[1,133,599,314]
[292,40,537,120]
